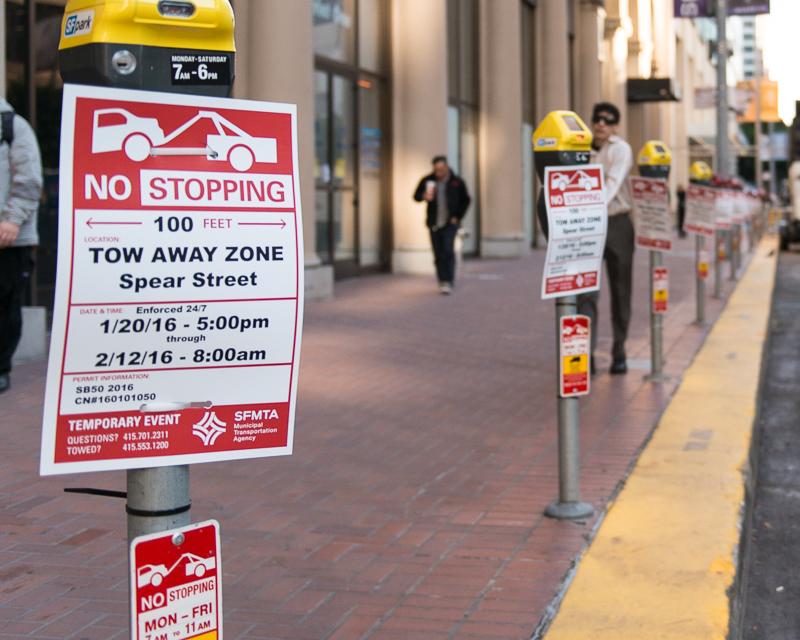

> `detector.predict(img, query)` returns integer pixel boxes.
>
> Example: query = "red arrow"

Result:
[237,220,287,229]
[86,218,143,228]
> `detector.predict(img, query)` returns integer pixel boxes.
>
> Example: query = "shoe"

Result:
[609,359,627,375]
[439,282,452,295]
[0,374,9,393]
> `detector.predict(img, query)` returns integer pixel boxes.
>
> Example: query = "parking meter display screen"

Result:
[562,115,584,132]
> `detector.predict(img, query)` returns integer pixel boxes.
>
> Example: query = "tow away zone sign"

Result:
[131,520,222,640]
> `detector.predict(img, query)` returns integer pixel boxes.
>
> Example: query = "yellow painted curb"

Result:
[544,237,778,640]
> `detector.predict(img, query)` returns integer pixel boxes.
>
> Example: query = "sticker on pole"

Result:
[631,176,672,251]
[652,266,669,314]
[541,165,607,299]
[684,184,717,237]
[131,519,222,640]
[559,315,590,397]
[40,84,304,475]
[698,250,710,280]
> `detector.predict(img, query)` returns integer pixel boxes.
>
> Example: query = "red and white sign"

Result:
[559,315,590,397]
[40,84,304,475]
[715,189,734,230]
[131,520,222,640]
[631,176,672,251]
[652,266,669,314]
[698,250,710,280]
[541,165,607,299]
[684,184,717,237]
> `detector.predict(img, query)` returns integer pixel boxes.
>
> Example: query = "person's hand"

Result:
[450,217,459,225]
[0,221,19,248]
[423,191,435,202]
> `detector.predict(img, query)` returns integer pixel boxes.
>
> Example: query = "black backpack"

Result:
[1,111,14,147]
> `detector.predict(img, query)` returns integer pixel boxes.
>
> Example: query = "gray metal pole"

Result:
[716,0,729,179]
[546,295,593,520]
[645,251,668,382]
[728,226,736,280]
[127,465,191,540]
[695,235,706,324]
[714,229,723,298]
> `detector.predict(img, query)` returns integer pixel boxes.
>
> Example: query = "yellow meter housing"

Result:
[689,160,713,184]
[637,140,672,179]
[532,110,593,180]
[59,0,235,97]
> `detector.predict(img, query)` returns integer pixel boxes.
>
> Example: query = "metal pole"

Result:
[714,229,723,298]
[127,466,191,540]
[728,226,736,280]
[545,295,593,520]
[695,235,706,324]
[645,250,668,382]
[769,121,778,197]
[716,0,729,180]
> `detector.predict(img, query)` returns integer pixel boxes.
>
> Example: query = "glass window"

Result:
[358,0,387,73]
[315,190,331,264]
[458,0,478,105]
[332,75,355,185]
[358,80,386,267]
[447,0,460,100]
[521,1,536,124]
[313,0,356,64]
[314,72,330,184]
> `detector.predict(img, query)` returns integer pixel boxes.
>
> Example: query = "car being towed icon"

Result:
[550,170,599,192]
[91,108,277,172]
[136,552,217,588]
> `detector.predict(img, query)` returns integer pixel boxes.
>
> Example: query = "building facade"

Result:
[3,0,721,304]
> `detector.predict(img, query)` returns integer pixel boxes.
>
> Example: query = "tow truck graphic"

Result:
[550,170,599,192]
[136,552,217,588]
[91,108,277,172]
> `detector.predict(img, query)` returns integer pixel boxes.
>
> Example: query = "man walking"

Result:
[0,99,43,393]
[579,102,634,374]
[413,156,471,294]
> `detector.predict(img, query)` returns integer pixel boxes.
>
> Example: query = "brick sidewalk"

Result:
[0,235,743,639]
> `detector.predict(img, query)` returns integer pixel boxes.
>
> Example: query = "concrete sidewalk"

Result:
[0,234,743,639]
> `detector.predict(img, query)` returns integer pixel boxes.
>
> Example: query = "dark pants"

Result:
[429,224,458,284]
[578,213,635,362]
[0,247,33,374]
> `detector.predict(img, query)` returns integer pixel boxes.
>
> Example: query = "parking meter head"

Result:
[59,0,235,97]
[638,140,672,179]
[689,161,713,184]
[533,111,593,181]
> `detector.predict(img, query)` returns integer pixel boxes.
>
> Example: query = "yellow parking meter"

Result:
[59,0,235,97]
[638,140,672,179]
[533,111,593,181]
[689,160,713,184]
[533,111,593,236]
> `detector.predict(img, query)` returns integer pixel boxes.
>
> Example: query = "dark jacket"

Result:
[413,172,471,228]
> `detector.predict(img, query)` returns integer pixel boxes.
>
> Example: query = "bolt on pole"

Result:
[545,295,594,521]
[645,250,668,382]
[695,235,706,325]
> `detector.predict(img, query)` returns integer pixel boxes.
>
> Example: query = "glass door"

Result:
[314,71,359,276]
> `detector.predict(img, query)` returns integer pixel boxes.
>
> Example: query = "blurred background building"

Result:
[1,0,759,304]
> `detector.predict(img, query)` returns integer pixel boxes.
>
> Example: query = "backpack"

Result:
[1,111,14,147]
